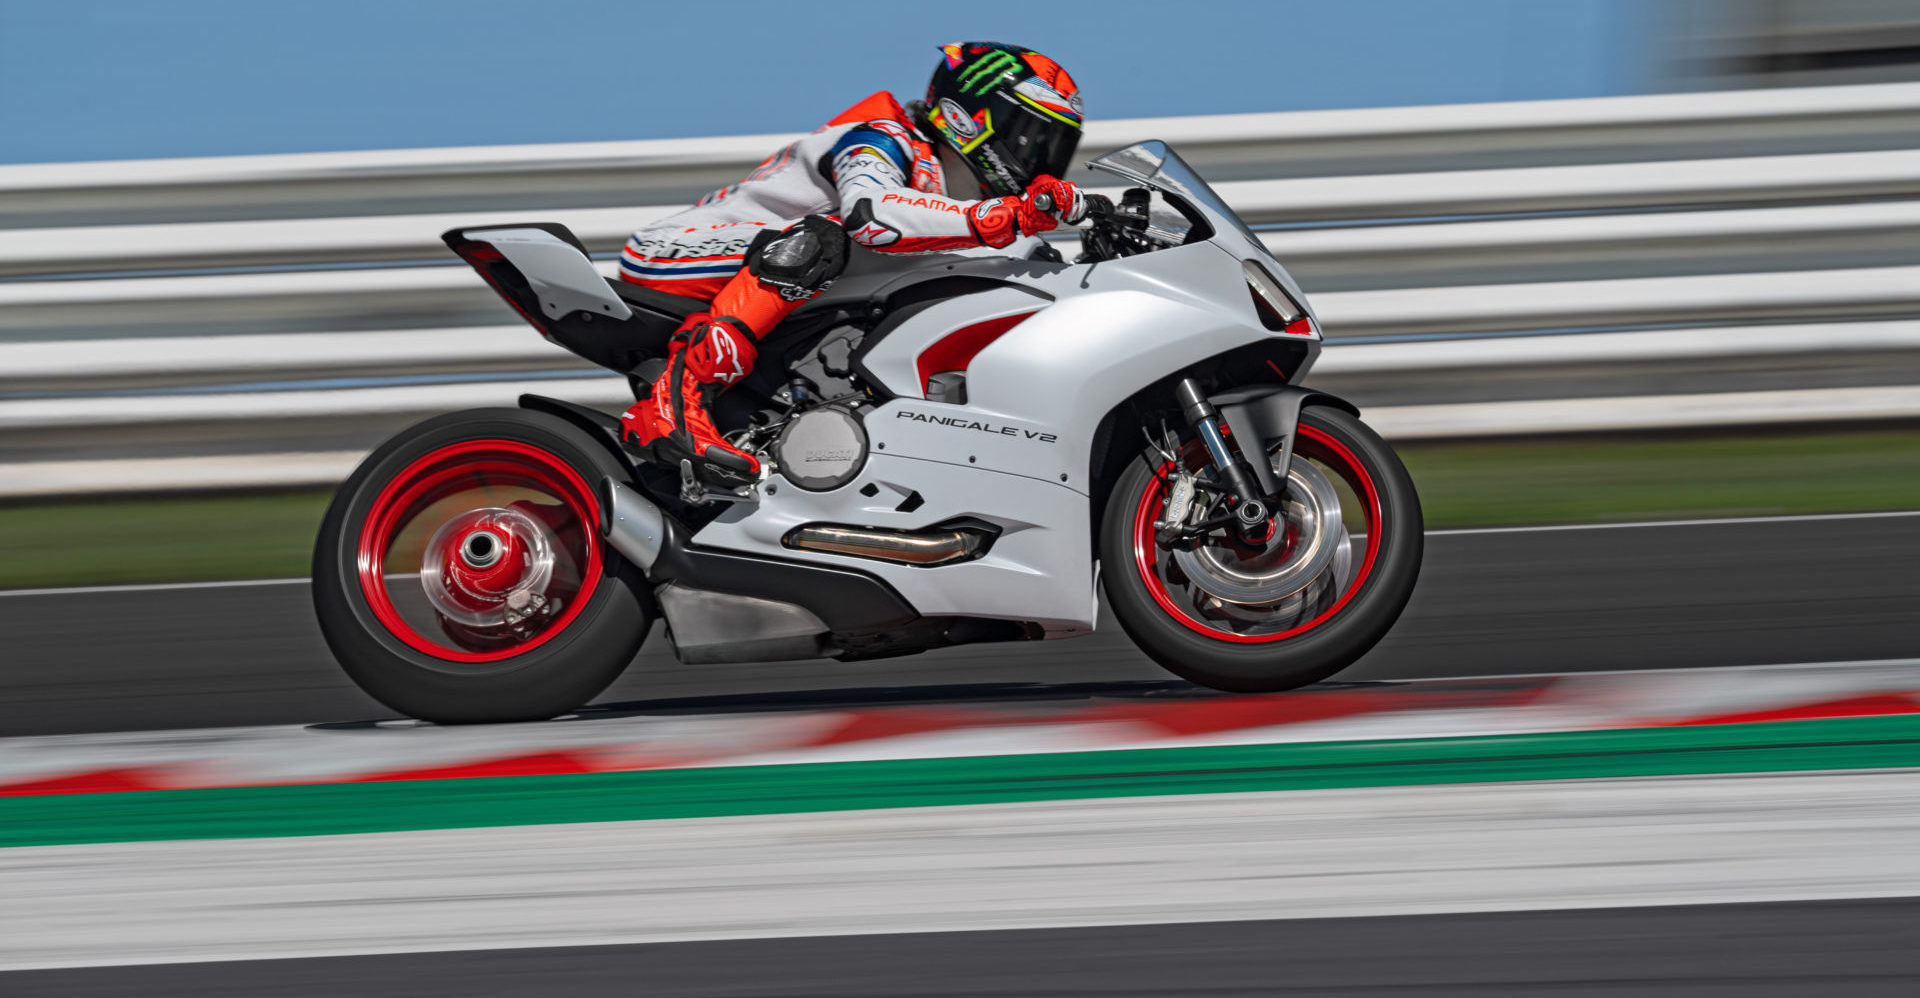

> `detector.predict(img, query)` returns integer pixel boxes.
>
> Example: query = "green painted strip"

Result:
[6,715,1918,848]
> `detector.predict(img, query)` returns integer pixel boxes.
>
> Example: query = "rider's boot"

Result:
[621,311,762,481]
[618,216,849,484]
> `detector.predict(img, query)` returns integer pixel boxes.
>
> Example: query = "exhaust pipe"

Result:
[784,524,985,566]
[598,477,667,573]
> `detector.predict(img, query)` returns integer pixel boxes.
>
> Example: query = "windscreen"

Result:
[1086,140,1315,323]
[1086,141,1266,253]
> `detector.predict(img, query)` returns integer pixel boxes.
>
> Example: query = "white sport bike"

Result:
[313,141,1424,723]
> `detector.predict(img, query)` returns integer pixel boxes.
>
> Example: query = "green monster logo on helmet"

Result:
[959,50,1023,95]
[927,41,1083,198]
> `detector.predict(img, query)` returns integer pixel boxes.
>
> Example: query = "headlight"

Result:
[1242,259,1313,336]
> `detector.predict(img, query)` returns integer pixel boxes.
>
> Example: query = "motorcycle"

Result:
[312,141,1423,723]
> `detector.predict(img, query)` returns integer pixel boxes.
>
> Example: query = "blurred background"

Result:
[4,2,1920,994]
[1,0,1918,587]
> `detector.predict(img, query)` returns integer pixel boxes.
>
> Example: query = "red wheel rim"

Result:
[1132,424,1382,643]
[355,439,603,663]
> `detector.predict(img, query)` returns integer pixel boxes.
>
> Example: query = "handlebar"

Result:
[1086,190,1149,229]
[1070,188,1155,263]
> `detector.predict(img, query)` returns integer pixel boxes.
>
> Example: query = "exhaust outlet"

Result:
[598,477,667,573]
[784,524,986,566]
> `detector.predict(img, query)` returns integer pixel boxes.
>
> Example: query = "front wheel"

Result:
[313,408,651,723]
[1101,405,1422,693]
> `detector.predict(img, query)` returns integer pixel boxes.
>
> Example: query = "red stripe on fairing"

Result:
[1657,693,1920,728]
[915,311,1036,393]
[0,766,180,796]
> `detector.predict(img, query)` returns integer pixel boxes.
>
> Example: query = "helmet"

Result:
[924,41,1083,198]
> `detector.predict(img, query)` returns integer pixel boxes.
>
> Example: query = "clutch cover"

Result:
[773,405,868,491]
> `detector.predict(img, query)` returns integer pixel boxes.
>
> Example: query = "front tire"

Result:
[313,408,651,723]
[1101,406,1422,693]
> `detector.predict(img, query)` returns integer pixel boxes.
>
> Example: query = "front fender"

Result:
[1211,385,1361,498]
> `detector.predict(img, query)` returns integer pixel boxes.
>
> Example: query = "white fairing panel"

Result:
[861,241,1284,491]
[692,453,1096,632]
[687,142,1325,633]
[467,227,632,321]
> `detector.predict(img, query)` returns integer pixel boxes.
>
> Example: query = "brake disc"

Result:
[1171,459,1350,607]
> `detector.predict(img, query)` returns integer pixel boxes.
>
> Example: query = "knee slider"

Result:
[746,215,848,302]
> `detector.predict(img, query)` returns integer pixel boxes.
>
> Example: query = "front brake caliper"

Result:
[1157,471,1197,531]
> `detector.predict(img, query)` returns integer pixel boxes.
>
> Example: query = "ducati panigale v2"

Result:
[313,142,1424,723]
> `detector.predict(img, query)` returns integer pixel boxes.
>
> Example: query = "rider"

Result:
[618,41,1089,482]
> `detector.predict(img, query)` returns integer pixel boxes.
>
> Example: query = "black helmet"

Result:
[924,41,1083,198]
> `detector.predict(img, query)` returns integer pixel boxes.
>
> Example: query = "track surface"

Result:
[8,899,1917,996]
[1,513,1915,737]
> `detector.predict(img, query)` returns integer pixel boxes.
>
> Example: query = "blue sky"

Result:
[0,0,1660,164]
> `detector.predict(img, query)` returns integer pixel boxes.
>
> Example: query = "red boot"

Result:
[620,312,761,479]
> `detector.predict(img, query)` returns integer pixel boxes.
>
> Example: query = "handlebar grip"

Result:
[1083,193,1116,218]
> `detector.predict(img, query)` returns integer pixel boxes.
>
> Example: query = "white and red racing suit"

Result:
[618,91,1078,478]
[619,90,1028,303]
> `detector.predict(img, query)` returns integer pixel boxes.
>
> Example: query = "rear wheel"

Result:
[313,408,650,723]
[1100,406,1422,693]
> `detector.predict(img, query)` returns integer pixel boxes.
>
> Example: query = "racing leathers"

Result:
[618,91,1084,481]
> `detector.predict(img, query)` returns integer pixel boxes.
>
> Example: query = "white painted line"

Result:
[1421,656,1920,685]
[1428,510,1920,533]
[0,577,309,598]
[1427,508,1920,536]
[5,509,1914,598]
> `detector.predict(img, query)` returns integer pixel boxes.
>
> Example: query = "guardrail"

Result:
[3,81,1919,497]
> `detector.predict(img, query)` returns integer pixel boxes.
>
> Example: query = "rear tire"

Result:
[1101,406,1422,693]
[313,408,651,723]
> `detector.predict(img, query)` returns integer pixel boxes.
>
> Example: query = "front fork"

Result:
[1174,378,1272,535]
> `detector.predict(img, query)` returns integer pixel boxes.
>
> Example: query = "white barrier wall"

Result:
[4,82,1920,495]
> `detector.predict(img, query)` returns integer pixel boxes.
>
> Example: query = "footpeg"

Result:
[678,459,756,506]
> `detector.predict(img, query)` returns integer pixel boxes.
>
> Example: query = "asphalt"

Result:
[8,898,1918,997]
[1,513,1915,737]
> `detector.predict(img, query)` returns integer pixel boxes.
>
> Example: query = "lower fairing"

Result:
[691,451,1098,634]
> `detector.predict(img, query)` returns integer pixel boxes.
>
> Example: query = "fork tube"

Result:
[1174,379,1269,523]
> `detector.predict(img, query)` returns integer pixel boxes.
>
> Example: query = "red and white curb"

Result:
[4,659,1917,796]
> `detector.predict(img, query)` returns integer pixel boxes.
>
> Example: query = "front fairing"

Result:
[1085,141,1320,337]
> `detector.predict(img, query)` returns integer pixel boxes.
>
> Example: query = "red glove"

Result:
[967,176,1089,248]
[1024,175,1087,227]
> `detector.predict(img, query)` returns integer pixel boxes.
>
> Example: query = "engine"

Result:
[770,404,868,491]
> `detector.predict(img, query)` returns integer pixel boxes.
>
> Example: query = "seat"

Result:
[607,279,709,322]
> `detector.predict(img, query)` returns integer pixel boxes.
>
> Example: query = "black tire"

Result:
[313,408,651,723]
[1100,405,1422,693]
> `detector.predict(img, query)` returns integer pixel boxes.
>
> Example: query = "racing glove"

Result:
[967,176,1090,247]
[1024,175,1088,228]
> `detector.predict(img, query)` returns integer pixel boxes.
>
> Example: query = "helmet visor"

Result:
[998,106,1081,186]
[970,108,1081,195]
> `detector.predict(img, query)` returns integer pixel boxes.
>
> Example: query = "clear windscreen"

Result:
[1086,141,1268,255]
[1085,141,1315,320]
